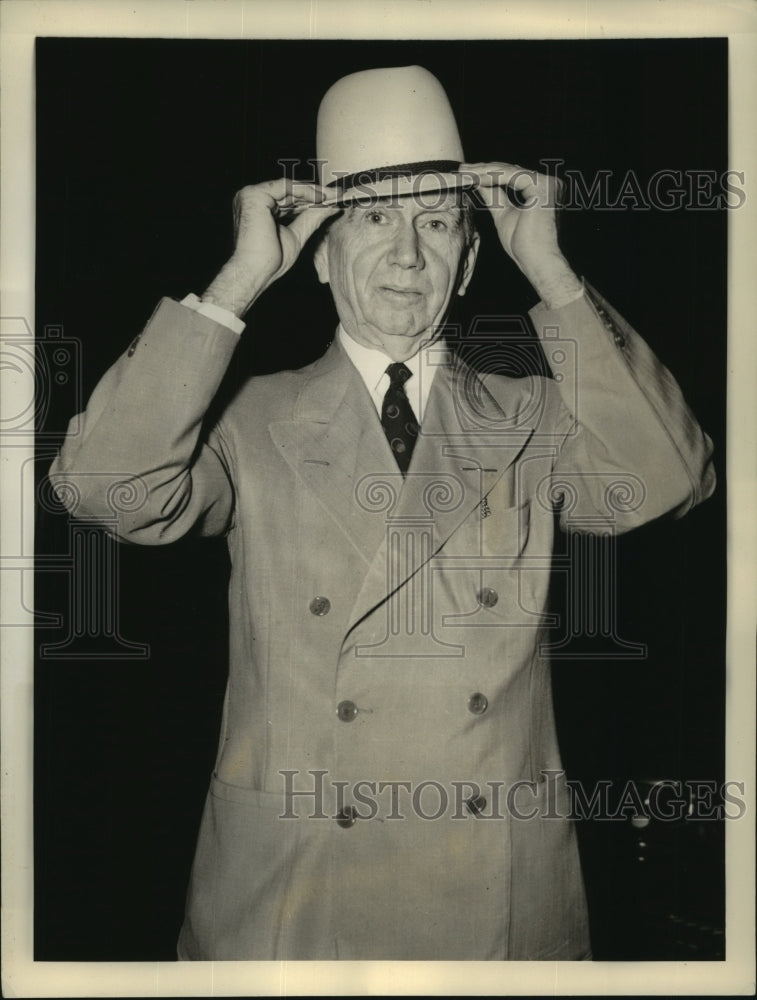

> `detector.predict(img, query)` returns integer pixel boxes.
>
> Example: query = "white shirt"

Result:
[337,324,447,424]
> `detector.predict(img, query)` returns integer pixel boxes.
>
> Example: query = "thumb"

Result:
[474,182,514,217]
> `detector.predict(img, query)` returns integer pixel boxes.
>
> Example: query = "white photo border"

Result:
[1,1,755,996]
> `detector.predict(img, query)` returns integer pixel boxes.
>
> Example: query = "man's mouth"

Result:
[379,286,423,299]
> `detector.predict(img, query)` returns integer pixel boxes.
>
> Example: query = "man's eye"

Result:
[425,218,448,231]
[367,211,386,224]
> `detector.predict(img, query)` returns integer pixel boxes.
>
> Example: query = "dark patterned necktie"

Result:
[381,362,419,475]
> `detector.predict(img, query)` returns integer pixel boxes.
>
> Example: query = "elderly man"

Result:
[50,66,715,961]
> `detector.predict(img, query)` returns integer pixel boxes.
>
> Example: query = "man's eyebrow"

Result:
[419,202,463,214]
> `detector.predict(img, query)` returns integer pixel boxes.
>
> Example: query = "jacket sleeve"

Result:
[528,283,716,533]
[49,298,241,544]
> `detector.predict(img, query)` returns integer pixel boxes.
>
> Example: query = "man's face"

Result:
[314,192,479,361]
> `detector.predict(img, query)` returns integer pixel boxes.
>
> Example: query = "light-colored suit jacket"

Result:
[50,286,715,960]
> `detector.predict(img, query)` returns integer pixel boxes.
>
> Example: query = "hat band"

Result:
[328,159,461,192]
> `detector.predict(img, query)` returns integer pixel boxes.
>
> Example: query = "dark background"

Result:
[35,38,727,960]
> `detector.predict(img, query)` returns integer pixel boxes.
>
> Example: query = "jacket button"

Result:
[613,331,626,348]
[309,596,331,616]
[466,795,487,816]
[477,587,498,609]
[336,805,358,829]
[336,700,358,722]
[468,692,488,715]
[127,335,141,357]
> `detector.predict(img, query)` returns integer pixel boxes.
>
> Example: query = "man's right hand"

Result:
[201,180,340,318]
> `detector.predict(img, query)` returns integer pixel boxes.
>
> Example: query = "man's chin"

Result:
[370,326,443,361]
[367,311,435,342]
[341,312,444,357]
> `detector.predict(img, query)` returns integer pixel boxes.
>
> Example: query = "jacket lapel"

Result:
[344,355,537,635]
[268,340,397,568]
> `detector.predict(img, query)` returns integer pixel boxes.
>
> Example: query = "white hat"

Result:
[316,65,474,205]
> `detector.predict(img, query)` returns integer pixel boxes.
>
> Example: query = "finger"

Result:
[275,188,336,222]
[460,162,540,191]
[286,182,331,204]
[261,179,331,204]
[465,164,565,213]
[277,196,338,223]
[234,182,330,220]
[473,182,511,209]
[473,182,529,213]
[286,203,341,245]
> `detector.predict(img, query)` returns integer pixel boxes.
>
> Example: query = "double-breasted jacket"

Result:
[51,285,715,960]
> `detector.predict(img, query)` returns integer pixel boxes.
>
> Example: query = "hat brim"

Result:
[318,171,479,208]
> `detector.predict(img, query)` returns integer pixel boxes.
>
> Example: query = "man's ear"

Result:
[457,232,480,297]
[313,234,330,285]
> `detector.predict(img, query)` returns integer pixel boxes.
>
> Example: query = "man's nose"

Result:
[388,221,424,269]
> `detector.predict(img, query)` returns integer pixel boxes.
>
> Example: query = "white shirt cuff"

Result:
[180,293,246,336]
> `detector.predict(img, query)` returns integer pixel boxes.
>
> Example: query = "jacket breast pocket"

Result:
[480,494,531,560]
[439,499,540,633]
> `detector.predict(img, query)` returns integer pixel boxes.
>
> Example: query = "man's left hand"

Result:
[461,162,583,309]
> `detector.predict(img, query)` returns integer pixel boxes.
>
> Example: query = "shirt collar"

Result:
[337,324,448,421]
[337,324,395,396]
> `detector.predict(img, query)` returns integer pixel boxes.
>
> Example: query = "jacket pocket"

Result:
[179,772,337,960]
[210,771,288,808]
[481,497,530,558]
[441,500,541,631]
